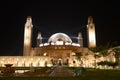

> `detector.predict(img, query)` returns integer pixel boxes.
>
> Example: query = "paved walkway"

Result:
[49,65,75,77]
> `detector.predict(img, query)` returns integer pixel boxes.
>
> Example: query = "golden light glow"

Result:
[48,33,72,43]
[55,41,64,45]
[89,32,95,43]
[24,27,31,45]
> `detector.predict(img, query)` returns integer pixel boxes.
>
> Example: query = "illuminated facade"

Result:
[87,16,96,48]
[22,16,96,67]
[30,32,96,67]
[0,16,115,68]
[23,16,33,56]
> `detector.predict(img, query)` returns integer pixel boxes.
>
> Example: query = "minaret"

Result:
[37,32,42,47]
[87,16,96,48]
[23,16,33,56]
[78,32,83,47]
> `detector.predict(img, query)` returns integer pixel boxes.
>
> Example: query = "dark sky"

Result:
[0,1,120,56]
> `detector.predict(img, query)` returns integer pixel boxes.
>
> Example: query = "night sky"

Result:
[0,1,120,56]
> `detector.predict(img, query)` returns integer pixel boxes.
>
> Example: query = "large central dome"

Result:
[48,33,72,43]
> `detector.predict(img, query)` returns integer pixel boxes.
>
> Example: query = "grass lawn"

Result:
[0,69,120,80]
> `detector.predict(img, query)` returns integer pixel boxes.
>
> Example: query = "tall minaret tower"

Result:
[37,32,42,47]
[78,32,83,47]
[87,16,96,48]
[23,16,33,56]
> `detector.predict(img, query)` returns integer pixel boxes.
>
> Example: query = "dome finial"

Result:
[26,16,32,23]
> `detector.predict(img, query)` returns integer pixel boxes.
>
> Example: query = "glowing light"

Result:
[65,42,71,45]
[51,42,55,45]
[0,55,114,68]
[72,43,80,46]
[55,41,63,45]
[48,33,72,43]
[39,44,43,47]
[24,26,31,45]
[43,53,47,56]
[47,64,53,67]
[44,43,49,46]
[89,32,95,43]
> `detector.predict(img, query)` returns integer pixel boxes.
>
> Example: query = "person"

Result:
[74,67,86,76]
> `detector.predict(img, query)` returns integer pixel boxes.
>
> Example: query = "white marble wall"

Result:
[0,56,52,67]
[0,55,114,68]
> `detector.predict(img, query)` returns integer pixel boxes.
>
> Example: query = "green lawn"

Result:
[0,69,120,80]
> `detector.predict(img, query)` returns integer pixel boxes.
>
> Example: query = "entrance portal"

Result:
[58,58,62,66]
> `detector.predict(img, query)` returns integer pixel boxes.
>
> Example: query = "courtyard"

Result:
[0,65,120,80]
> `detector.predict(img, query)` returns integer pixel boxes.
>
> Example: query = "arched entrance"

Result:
[50,58,63,66]
[58,58,62,65]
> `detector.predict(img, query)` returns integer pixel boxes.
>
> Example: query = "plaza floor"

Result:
[49,65,75,77]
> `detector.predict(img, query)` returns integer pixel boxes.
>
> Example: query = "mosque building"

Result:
[0,16,114,68]
[23,16,96,67]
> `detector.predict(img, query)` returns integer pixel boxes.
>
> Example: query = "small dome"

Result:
[48,33,72,43]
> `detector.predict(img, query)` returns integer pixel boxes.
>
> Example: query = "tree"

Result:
[100,43,112,57]
[89,46,103,68]
[112,47,120,66]
[97,61,118,68]
[75,52,83,66]
[89,43,112,68]
[76,52,82,61]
